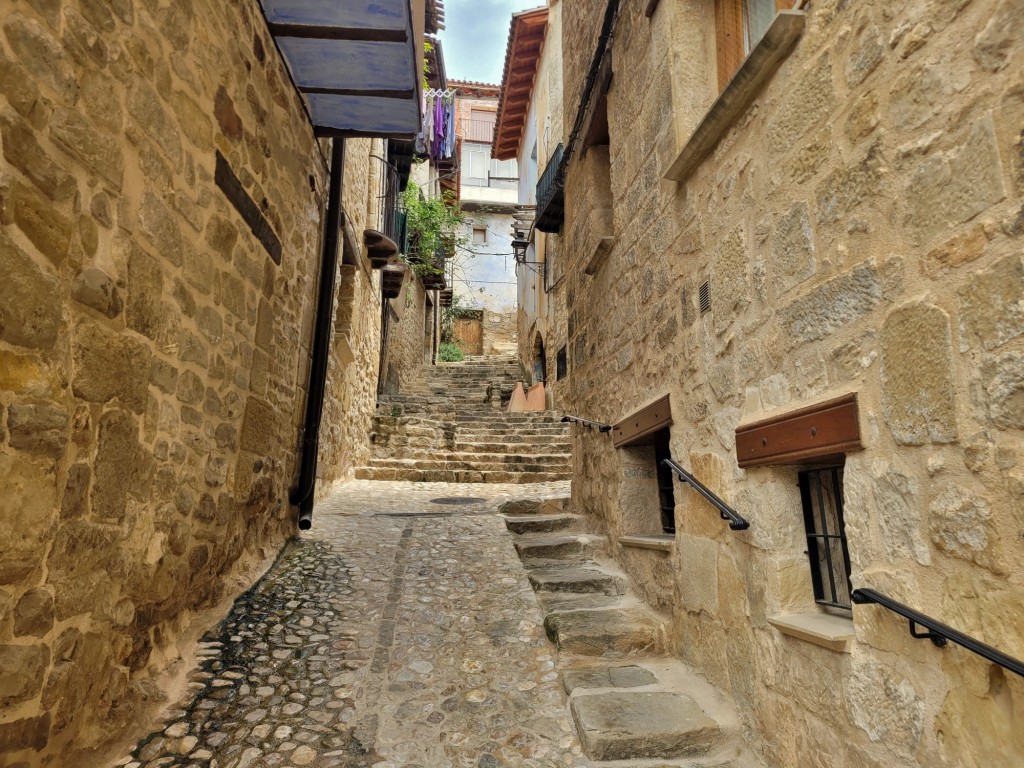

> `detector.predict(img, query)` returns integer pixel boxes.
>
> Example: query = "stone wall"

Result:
[482,309,517,356]
[380,274,436,396]
[558,0,1024,766]
[0,0,380,762]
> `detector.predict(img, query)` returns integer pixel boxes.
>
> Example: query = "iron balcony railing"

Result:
[561,414,612,433]
[535,143,565,233]
[852,588,1024,678]
[371,155,408,254]
[661,458,750,531]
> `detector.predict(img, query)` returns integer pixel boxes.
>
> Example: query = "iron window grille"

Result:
[653,429,676,534]
[798,466,852,610]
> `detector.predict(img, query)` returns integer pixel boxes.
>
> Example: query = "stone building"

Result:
[493,2,567,393]
[0,0,438,763]
[447,80,519,357]
[500,0,1024,765]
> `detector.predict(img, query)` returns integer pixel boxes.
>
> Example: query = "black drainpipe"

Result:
[290,139,345,529]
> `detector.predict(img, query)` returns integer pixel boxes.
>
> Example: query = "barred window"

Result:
[798,466,852,610]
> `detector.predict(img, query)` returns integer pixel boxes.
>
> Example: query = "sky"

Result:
[438,0,543,84]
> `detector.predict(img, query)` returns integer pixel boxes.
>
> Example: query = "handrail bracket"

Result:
[908,620,948,647]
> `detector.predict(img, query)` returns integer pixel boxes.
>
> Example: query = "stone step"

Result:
[544,607,664,656]
[570,691,721,761]
[367,458,570,474]
[539,592,623,614]
[497,497,570,516]
[371,450,570,466]
[528,564,625,595]
[353,467,570,483]
[504,513,578,534]
[454,440,571,453]
[561,664,659,694]
[512,533,605,561]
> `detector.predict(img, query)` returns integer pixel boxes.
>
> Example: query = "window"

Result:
[715,0,789,90]
[472,227,487,245]
[490,157,518,180]
[556,346,567,380]
[798,466,852,610]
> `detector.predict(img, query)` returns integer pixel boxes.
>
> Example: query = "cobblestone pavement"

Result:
[118,480,587,768]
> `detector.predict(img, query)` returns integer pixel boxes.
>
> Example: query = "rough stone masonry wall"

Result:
[0,0,359,763]
[560,0,1024,766]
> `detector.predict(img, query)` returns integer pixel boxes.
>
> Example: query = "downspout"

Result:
[290,139,346,529]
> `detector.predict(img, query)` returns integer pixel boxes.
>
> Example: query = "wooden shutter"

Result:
[715,0,745,91]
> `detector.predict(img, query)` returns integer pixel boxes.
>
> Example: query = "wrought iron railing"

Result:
[536,143,565,233]
[851,588,1024,677]
[661,458,750,531]
[561,415,612,432]
[371,155,407,253]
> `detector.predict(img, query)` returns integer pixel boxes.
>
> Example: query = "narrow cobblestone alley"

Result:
[117,481,586,768]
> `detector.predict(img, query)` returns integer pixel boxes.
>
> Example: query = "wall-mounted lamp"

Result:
[511,238,530,262]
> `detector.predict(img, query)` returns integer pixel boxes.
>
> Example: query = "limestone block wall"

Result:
[0,0,380,763]
[380,273,436,396]
[559,0,1024,766]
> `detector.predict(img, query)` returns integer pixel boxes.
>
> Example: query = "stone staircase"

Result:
[501,496,765,767]
[355,355,572,483]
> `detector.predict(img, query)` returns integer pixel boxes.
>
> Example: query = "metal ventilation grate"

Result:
[699,281,711,315]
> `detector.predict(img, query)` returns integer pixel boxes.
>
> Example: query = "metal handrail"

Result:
[561,414,612,433]
[661,458,750,531]
[851,588,1024,678]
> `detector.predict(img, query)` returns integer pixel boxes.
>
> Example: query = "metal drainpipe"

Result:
[290,139,346,529]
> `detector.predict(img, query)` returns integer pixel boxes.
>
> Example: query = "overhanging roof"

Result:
[492,6,548,161]
[260,0,431,139]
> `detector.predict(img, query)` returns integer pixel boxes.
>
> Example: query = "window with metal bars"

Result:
[798,466,852,610]
[715,0,791,91]
[653,428,676,534]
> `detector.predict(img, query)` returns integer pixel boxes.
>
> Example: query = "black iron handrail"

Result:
[561,415,611,433]
[851,588,1024,678]
[661,458,750,531]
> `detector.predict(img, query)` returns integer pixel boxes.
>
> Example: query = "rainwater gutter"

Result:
[290,139,346,529]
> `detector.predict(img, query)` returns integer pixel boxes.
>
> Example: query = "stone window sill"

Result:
[584,235,615,276]
[665,10,806,182]
[768,612,854,653]
[619,534,674,553]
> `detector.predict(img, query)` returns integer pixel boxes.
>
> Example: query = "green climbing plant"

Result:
[438,341,464,362]
[401,183,466,279]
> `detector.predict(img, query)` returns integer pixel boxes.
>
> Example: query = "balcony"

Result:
[460,118,497,144]
[364,156,408,269]
[535,143,565,233]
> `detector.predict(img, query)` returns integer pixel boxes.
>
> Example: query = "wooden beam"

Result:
[735,393,862,468]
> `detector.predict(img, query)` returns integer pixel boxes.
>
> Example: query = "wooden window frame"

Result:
[715,0,793,91]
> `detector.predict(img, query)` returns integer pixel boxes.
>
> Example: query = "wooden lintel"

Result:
[735,393,862,468]
[613,395,672,448]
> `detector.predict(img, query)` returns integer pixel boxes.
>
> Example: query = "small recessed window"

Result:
[472,227,487,244]
[798,466,852,610]
[654,428,676,534]
[556,346,568,380]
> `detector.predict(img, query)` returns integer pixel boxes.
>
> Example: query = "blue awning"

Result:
[260,0,425,139]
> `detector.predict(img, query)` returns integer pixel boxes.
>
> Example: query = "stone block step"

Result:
[353,467,570,483]
[504,513,577,534]
[367,458,570,474]
[513,533,605,561]
[544,607,664,656]
[370,451,570,466]
[455,440,571,453]
[570,691,721,761]
[562,665,659,694]
[527,564,624,595]
[498,498,570,516]
[539,592,622,614]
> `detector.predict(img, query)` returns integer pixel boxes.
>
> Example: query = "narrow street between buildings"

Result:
[116,482,585,768]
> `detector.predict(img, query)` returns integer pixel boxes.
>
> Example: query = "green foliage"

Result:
[401,183,466,278]
[438,341,464,362]
[441,292,475,343]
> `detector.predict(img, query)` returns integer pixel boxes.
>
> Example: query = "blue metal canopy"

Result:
[260,0,425,138]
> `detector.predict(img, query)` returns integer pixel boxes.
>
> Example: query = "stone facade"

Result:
[0,1,386,763]
[552,0,1024,766]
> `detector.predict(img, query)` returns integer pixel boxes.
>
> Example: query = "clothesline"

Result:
[417,89,456,160]
[425,88,456,97]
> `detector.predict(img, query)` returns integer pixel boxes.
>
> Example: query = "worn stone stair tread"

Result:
[498,497,569,516]
[562,665,659,694]
[504,513,578,534]
[538,591,624,613]
[513,533,605,560]
[528,564,624,594]
[571,691,720,761]
[544,607,663,656]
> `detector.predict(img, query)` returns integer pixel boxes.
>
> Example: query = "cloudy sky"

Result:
[438,0,543,84]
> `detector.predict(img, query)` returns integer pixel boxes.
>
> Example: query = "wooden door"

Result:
[454,317,483,355]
